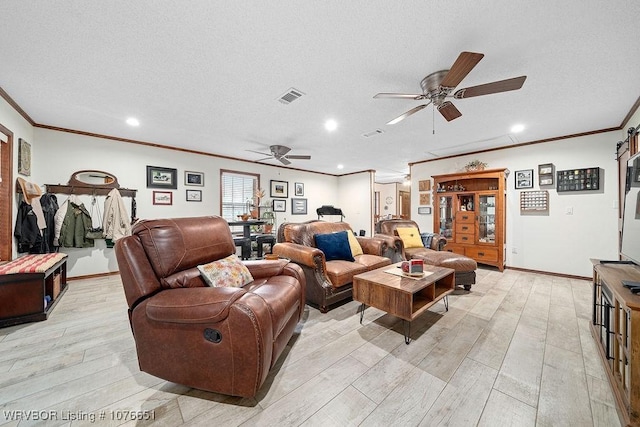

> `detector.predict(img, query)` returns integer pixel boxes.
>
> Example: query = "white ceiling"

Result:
[1,1,639,182]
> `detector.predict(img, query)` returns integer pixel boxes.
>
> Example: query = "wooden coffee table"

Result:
[353,263,455,344]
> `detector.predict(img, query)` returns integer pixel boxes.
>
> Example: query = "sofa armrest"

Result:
[272,242,325,268]
[356,236,386,256]
[431,234,447,251]
[373,233,405,261]
[145,287,246,324]
[244,258,292,279]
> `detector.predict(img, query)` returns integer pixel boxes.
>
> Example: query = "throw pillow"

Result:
[346,230,364,257]
[395,227,424,249]
[197,255,254,288]
[314,231,355,262]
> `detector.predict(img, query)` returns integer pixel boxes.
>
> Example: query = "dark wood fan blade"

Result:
[453,76,527,99]
[279,157,291,165]
[437,101,462,122]
[387,103,430,125]
[285,155,311,160]
[440,51,484,88]
[374,93,425,100]
[254,157,273,162]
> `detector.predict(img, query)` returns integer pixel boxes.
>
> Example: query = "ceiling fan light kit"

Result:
[375,51,527,125]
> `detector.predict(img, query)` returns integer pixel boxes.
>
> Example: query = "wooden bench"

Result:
[0,253,68,327]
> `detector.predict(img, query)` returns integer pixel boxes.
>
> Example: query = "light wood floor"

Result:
[0,268,622,426]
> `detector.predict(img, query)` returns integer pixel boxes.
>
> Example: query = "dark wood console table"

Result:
[591,259,640,426]
[0,253,68,328]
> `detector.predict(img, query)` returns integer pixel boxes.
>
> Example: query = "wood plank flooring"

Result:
[0,268,622,426]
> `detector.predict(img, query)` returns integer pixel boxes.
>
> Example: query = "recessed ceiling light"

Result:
[511,123,525,133]
[325,119,338,132]
[126,117,140,127]
[337,164,344,170]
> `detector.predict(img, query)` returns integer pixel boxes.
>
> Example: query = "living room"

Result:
[1,1,640,426]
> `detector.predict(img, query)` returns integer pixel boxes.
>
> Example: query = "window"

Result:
[220,169,259,224]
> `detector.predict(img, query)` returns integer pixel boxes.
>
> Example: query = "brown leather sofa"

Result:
[376,219,477,290]
[273,220,392,313]
[115,216,305,398]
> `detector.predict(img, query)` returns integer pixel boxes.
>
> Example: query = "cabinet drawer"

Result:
[466,247,498,262]
[456,211,474,223]
[445,244,466,256]
[455,233,474,245]
[455,222,474,234]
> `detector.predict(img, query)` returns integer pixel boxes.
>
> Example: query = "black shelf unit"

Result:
[556,167,600,192]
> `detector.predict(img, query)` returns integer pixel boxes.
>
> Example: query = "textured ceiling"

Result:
[1,1,639,182]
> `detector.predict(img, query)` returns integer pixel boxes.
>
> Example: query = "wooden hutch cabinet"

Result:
[432,168,508,271]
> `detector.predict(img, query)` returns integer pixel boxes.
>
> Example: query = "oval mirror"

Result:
[68,170,119,188]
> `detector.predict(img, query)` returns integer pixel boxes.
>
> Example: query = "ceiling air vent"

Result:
[362,129,384,138]
[278,88,305,105]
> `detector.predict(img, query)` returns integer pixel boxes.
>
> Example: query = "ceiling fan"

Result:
[374,51,526,124]
[247,144,311,165]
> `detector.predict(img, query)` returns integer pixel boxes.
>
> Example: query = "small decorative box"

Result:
[401,259,424,276]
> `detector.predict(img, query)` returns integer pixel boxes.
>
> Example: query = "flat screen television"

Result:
[621,152,640,266]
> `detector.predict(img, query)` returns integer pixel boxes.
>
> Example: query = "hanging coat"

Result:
[103,188,131,241]
[59,202,94,248]
[14,201,43,253]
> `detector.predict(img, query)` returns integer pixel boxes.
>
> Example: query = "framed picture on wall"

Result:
[515,169,534,189]
[270,180,288,198]
[153,191,173,205]
[291,198,307,215]
[273,199,286,212]
[18,138,31,176]
[294,182,304,196]
[147,166,178,189]
[186,189,202,202]
[185,171,204,186]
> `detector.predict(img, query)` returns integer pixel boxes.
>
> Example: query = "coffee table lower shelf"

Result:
[353,263,455,344]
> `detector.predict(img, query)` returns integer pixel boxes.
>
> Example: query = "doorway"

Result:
[399,190,411,219]
[0,123,13,261]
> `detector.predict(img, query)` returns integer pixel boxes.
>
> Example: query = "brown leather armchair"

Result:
[274,220,391,313]
[375,219,477,290]
[115,216,305,398]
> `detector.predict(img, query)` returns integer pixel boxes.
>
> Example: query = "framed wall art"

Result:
[273,199,286,212]
[291,198,307,215]
[418,179,431,191]
[419,193,431,205]
[185,171,204,186]
[147,166,177,189]
[418,206,432,215]
[152,191,173,205]
[515,169,534,189]
[270,180,288,198]
[186,189,202,202]
[538,163,554,186]
[18,138,31,176]
[294,182,304,196]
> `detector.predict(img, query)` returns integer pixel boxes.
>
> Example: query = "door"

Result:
[399,190,410,219]
[477,192,497,244]
[437,195,454,240]
[0,124,13,261]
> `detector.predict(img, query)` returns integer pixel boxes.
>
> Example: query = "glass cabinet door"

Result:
[438,196,454,239]
[478,193,496,243]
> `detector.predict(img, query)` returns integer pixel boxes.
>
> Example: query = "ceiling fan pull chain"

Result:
[432,103,436,135]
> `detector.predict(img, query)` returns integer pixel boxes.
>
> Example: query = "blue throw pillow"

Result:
[314,231,355,262]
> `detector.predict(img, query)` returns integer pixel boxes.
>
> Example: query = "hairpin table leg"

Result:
[403,320,411,344]
[359,303,366,324]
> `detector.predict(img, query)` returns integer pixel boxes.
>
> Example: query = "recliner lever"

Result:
[204,328,222,343]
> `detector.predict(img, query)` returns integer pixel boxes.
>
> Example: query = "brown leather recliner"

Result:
[375,219,477,290]
[115,216,305,398]
[273,220,392,313]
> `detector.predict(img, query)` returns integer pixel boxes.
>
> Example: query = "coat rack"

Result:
[44,170,137,197]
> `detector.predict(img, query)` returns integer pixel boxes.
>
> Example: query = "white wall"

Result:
[337,171,374,235]
[375,182,399,219]
[411,132,620,277]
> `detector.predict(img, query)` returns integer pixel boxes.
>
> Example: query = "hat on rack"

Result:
[16,177,42,205]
